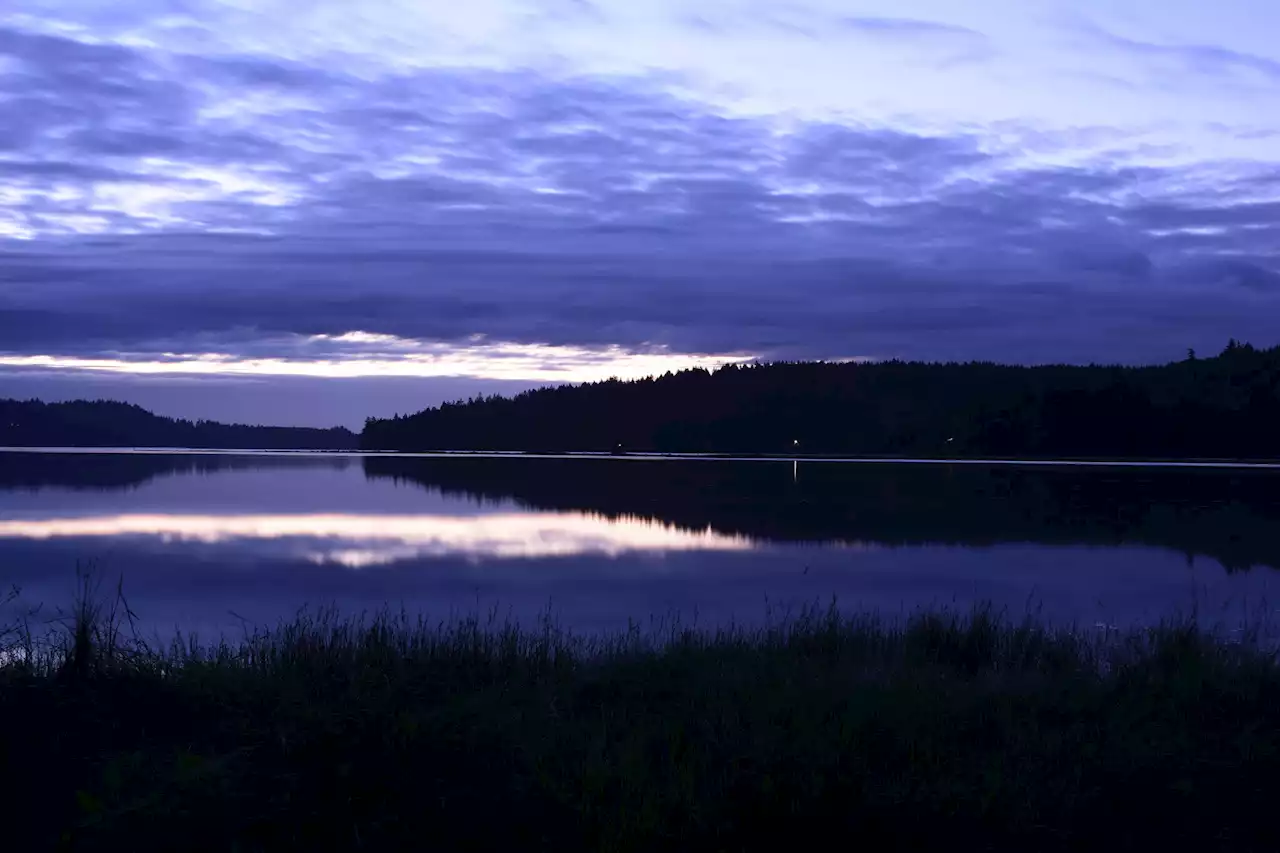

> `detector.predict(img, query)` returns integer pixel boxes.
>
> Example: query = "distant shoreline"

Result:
[4,446,1280,469]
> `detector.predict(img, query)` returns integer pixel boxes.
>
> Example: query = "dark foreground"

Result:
[4,592,1280,851]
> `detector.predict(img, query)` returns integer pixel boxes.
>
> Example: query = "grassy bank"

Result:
[4,586,1280,851]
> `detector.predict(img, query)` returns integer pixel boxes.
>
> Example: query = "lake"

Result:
[2,449,1279,639]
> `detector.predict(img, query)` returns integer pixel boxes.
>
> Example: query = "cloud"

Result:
[0,8,1278,389]
[0,336,751,382]
[1082,23,1280,86]
[739,8,994,69]
[838,16,983,40]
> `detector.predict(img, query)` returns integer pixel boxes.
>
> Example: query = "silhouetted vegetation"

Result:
[365,457,1280,571]
[6,583,1280,851]
[363,341,1280,458]
[0,399,358,449]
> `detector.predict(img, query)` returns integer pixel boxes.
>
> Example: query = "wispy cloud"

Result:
[1081,22,1280,85]
[838,16,984,40]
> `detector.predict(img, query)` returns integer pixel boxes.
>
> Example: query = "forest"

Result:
[362,341,1280,458]
[0,399,358,450]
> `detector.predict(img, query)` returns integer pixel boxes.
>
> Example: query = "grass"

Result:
[4,579,1280,851]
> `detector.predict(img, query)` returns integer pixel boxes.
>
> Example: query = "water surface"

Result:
[2,450,1278,638]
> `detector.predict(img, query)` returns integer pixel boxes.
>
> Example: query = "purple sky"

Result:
[2,0,1279,427]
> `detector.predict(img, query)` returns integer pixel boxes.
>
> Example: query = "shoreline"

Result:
[5,445,1280,469]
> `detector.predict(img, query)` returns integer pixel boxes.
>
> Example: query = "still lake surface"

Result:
[2,449,1280,638]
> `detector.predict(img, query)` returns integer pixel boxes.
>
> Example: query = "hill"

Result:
[0,399,358,450]
[361,341,1280,458]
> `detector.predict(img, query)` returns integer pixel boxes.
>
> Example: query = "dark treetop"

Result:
[363,341,1280,459]
[0,399,358,450]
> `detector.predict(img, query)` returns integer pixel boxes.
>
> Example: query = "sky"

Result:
[2,0,1279,428]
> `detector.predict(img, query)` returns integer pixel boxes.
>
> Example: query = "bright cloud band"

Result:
[0,335,754,383]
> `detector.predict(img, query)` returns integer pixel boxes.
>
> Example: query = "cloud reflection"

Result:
[0,512,754,566]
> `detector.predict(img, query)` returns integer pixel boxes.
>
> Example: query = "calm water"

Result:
[2,450,1279,638]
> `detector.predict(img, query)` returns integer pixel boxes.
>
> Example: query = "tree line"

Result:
[0,399,358,450]
[362,341,1280,458]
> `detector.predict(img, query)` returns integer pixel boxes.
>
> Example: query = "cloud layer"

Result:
[2,0,1280,420]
